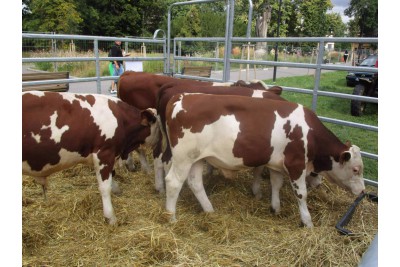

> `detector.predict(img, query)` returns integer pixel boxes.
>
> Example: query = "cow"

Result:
[154,84,286,194]
[117,71,281,173]
[22,91,160,225]
[163,93,365,227]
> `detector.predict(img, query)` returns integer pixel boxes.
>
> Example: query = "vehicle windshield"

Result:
[360,56,377,67]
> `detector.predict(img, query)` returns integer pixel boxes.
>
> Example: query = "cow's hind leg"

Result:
[187,160,214,213]
[153,155,165,193]
[165,162,192,222]
[252,166,265,200]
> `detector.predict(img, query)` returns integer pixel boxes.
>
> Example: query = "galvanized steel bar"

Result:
[94,39,101,94]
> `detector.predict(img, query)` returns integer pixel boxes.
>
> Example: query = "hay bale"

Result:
[22,160,377,266]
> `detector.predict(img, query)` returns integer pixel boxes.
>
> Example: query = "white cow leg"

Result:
[165,163,190,222]
[187,160,214,213]
[96,171,117,225]
[252,166,264,200]
[153,155,165,194]
[34,177,48,200]
[125,152,136,172]
[138,147,151,174]
[269,169,284,214]
[291,176,313,227]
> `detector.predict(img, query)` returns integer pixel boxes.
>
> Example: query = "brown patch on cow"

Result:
[283,124,306,181]
[75,94,96,106]
[294,191,303,199]
[292,182,299,190]
[303,106,348,172]
[283,121,291,137]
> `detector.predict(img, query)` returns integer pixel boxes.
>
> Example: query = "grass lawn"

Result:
[264,70,378,182]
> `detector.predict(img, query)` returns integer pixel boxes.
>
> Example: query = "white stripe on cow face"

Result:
[269,105,310,175]
[61,94,119,140]
[251,89,266,98]
[40,111,69,143]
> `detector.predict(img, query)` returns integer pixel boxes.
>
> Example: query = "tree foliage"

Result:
[22,0,375,38]
[345,0,378,37]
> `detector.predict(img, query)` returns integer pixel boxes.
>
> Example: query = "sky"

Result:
[330,0,351,23]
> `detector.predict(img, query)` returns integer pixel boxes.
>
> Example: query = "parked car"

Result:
[346,54,378,87]
[347,54,378,116]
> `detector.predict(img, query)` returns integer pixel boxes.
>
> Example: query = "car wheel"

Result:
[351,84,367,116]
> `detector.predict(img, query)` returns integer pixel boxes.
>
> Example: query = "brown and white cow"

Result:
[164,93,365,227]
[117,71,281,173]
[154,84,286,193]
[22,91,160,225]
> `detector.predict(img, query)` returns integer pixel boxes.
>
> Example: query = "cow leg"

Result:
[291,175,313,227]
[252,166,265,200]
[153,155,165,194]
[94,162,117,225]
[137,147,151,174]
[269,169,284,214]
[187,160,214,213]
[125,152,136,172]
[34,177,48,200]
[165,162,192,222]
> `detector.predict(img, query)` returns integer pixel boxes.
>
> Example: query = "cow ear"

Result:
[268,86,283,95]
[140,109,157,126]
[345,140,352,147]
[339,151,352,164]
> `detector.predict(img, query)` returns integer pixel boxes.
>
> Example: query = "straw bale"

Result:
[22,154,377,266]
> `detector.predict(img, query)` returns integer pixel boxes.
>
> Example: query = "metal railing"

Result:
[22,33,166,94]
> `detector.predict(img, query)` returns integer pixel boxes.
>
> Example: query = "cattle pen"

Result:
[22,0,378,266]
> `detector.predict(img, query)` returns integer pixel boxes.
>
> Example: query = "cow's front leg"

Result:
[291,175,313,227]
[138,147,151,174]
[125,152,136,172]
[94,158,117,225]
[269,169,284,214]
[187,160,214,212]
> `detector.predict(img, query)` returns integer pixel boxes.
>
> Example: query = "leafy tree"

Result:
[23,0,82,34]
[345,0,378,37]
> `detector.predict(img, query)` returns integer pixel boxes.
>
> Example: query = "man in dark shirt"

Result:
[109,40,124,94]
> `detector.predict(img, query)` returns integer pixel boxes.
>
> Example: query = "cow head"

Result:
[325,145,365,195]
[141,108,161,149]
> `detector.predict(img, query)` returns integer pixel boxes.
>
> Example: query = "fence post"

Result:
[312,40,325,111]
[94,39,101,94]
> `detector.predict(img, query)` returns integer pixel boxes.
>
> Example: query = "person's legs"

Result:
[109,63,115,91]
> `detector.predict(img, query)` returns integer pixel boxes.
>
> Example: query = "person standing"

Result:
[108,40,124,94]
[343,50,349,63]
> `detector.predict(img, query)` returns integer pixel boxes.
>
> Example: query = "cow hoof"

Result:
[253,192,262,200]
[270,206,280,215]
[299,221,314,228]
[107,216,117,225]
[111,181,122,195]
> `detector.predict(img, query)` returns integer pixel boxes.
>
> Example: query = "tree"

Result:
[23,0,82,34]
[345,0,378,37]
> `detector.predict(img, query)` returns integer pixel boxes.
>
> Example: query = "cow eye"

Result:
[353,167,360,175]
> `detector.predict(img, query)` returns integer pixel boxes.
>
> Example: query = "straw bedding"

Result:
[22,152,378,266]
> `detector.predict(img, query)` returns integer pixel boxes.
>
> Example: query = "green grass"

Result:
[264,71,378,182]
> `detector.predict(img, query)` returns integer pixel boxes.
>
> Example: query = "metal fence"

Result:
[22,33,166,94]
